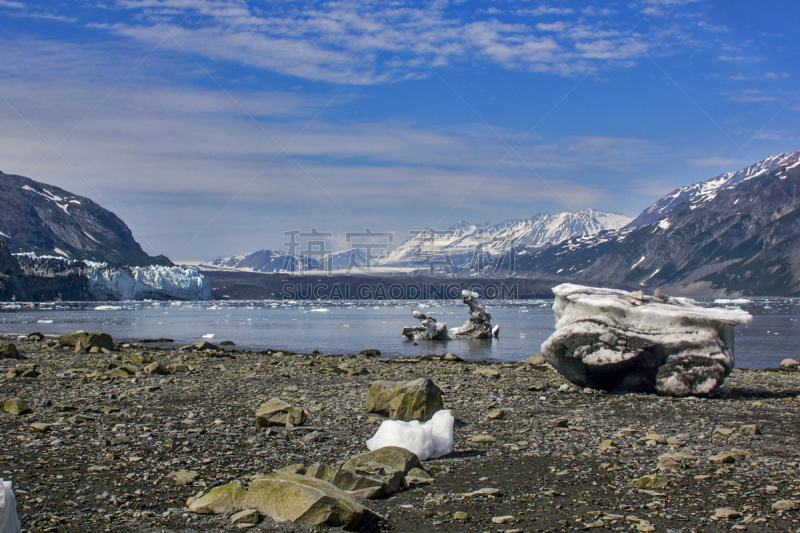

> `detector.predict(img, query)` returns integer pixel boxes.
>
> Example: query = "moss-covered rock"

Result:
[343,446,421,475]
[243,473,369,529]
[255,399,308,427]
[366,377,443,422]
[305,463,390,499]
[0,343,19,359]
[3,397,30,415]
[58,332,114,351]
[187,480,247,514]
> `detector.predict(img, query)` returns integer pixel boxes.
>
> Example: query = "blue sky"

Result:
[0,0,798,261]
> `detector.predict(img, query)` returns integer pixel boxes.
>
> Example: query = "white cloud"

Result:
[0,38,662,257]
[27,0,707,84]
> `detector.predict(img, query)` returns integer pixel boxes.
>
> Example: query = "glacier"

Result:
[15,253,212,301]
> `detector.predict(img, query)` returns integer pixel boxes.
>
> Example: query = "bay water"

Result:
[1,298,798,369]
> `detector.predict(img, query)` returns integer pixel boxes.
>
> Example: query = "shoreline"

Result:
[2,336,800,531]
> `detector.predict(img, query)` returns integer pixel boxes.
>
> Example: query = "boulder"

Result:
[342,447,421,477]
[187,480,247,514]
[366,378,443,422]
[0,344,19,359]
[3,398,30,416]
[255,399,308,427]
[169,470,199,486]
[242,473,371,530]
[540,284,752,397]
[58,332,114,351]
[305,463,391,499]
[518,354,546,366]
[144,362,170,375]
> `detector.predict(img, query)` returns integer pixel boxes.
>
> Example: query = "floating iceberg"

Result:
[541,284,752,397]
[450,290,498,339]
[402,310,449,341]
[366,409,454,460]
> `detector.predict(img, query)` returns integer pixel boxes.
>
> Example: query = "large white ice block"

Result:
[366,409,454,460]
[0,479,21,533]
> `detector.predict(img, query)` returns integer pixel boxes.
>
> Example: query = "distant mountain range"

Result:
[0,171,170,266]
[200,208,632,274]
[516,150,800,296]
[201,149,800,296]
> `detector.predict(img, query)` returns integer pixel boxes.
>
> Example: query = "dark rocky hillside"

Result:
[514,161,800,296]
[0,171,170,266]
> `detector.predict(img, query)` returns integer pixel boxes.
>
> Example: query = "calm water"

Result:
[0,298,798,369]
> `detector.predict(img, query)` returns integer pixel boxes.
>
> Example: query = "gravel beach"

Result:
[2,335,800,532]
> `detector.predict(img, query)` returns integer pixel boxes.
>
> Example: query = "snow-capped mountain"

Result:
[202,248,370,273]
[0,171,171,266]
[15,253,212,301]
[627,150,800,228]
[200,209,631,275]
[514,151,800,296]
[378,208,632,265]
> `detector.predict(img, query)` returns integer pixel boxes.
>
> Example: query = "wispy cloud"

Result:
[728,89,779,103]
[32,0,711,84]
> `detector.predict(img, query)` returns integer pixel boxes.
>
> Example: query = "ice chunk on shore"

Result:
[366,409,454,460]
[541,284,752,397]
[0,479,21,533]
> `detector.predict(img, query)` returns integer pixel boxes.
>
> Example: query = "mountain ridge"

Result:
[0,172,171,267]
[514,154,800,296]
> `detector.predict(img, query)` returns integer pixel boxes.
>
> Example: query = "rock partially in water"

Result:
[449,290,496,339]
[540,283,752,397]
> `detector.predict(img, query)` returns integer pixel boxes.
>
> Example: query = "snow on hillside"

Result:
[628,150,800,228]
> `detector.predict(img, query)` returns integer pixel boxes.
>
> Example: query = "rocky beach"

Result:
[2,334,800,532]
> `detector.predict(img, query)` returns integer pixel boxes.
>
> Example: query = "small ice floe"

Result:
[94,305,122,311]
[201,333,215,339]
[0,478,21,533]
[37,319,53,324]
[309,308,329,312]
[714,298,751,305]
[366,409,454,461]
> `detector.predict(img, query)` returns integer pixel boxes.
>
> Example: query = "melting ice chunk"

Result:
[366,409,454,461]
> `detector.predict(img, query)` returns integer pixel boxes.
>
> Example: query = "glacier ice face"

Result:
[83,261,212,301]
[15,254,212,301]
[366,409,454,461]
[541,284,752,397]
